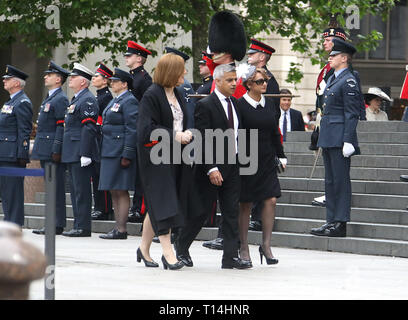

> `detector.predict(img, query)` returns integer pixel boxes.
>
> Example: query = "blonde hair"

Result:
[153,53,185,87]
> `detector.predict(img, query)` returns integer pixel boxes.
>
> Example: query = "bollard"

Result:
[0,221,46,300]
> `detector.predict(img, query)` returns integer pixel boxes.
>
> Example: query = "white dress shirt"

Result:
[279,108,291,133]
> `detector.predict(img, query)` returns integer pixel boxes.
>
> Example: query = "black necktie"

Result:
[282,111,288,142]
[225,98,234,129]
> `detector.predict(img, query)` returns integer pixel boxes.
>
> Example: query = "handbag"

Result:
[275,157,285,174]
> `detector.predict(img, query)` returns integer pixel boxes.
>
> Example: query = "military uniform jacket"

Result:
[101,91,138,160]
[61,88,99,163]
[130,66,152,102]
[32,88,69,160]
[196,76,213,95]
[177,79,195,129]
[0,91,33,162]
[317,68,360,154]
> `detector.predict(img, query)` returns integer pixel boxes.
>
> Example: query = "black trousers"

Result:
[131,153,144,213]
[177,164,240,259]
[91,161,113,214]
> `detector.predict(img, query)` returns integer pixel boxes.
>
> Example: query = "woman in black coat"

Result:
[137,53,193,270]
[238,66,287,265]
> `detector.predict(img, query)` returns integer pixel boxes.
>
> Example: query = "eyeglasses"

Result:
[252,79,267,85]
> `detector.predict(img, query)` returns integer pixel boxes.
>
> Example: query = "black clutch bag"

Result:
[275,157,285,174]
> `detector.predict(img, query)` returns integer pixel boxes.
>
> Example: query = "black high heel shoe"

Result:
[161,255,184,270]
[259,246,279,265]
[136,247,159,267]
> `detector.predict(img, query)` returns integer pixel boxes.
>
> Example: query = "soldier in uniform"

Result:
[0,65,33,227]
[98,68,138,240]
[32,61,70,235]
[196,52,213,95]
[61,63,99,237]
[90,63,114,221]
[310,39,361,238]
[124,40,152,223]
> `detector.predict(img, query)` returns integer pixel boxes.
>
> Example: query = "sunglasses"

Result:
[252,79,267,85]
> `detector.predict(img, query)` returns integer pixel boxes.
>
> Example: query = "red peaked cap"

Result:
[96,63,113,78]
[125,41,152,58]
[247,38,275,55]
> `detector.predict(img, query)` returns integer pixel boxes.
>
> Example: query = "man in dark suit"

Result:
[0,65,33,227]
[176,64,252,270]
[61,63,99,237]
[310,39,361,238]
[32,61,70,235]
[279,88,305,141]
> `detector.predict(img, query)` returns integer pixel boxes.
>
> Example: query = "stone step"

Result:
[286,153,408,169]
[14,215,408,258]
[275,217,408,242]
[280,177,408,196]
[283,142,408,156]
[355,121,408,133]
[279,190,408,210]
[286,131,408,144]
[280,165,408,181]
[276,204,408,226]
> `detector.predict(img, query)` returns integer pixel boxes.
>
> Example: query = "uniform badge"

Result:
[43,103,51,112]
[111,103,120,112]
[23,140,28,147]
[1,105,13,114]
[68,104,76,114]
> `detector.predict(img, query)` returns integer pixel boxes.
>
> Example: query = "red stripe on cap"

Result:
[81,118,97,124]
[97,68,112,78]
[250,44,273,55]
[127,41,152,55]
[144,140,159,147]
[56,120,65,125]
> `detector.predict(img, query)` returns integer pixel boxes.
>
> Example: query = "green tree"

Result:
[0,0,396,83]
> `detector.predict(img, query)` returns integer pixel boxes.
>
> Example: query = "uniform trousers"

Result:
[0,162,25,226]
[91,161,113,214]
[130,153,144,213]
[67,162,94,231]
[322,147,351,223]
[177,163,240,259]
[40,160,67,228]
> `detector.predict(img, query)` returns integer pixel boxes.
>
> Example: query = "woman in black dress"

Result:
[137,53,193,270]
[238,67,287,265]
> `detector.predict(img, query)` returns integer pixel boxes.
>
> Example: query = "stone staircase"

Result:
[2,121,408,258]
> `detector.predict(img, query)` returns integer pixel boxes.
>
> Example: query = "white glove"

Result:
[342,142,355,158]
[80,156,92,167]
[279,158,288,168]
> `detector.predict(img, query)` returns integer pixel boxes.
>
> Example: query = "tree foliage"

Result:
[0,0,397,83]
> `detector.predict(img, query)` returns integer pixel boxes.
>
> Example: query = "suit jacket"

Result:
[264,65,280,122]
[101,91,138,160]
[317,68,361,154]
[32,87,69,160]
[194,91,242,178]
[61,88,99,163]
[0,91,33,162]
[289,108,305,131]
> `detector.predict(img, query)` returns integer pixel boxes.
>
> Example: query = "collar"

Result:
[214,88,229,102]
[334,67,347,78]
[10,90,23,100]
[96,87,110,95]
[74,88,87,98]
[203,76,212,83]
[116,90,128,99]
[130,66,144,74]
[280,107,290,115]
[243,93,265,109]
[367,107,380,114]
[48,87,60,97]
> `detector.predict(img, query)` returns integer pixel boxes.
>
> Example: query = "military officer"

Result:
[0,65,33,227]
[32,61,70,235]
[124,40,152,223]
[196,52,213,95]
[61,63,99,237]
[91,63,114,221]
[310,39,361,238]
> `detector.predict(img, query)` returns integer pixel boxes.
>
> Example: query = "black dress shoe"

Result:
[62,229,91,237]
[401,175,408,182]
[202,238,223,250]
[136,247,159,267]
[248,221,262,231]
[128,210,145,223]
[99,229,127,240]
[177,252,193,267]
[32,227,64,235]
[91,210,113,221]
[310,222,346,237]
[161,255,184,270]
[221,257,253,269]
